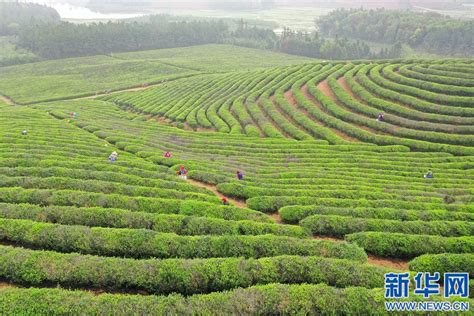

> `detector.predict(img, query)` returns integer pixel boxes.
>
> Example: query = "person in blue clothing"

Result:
[424,170,433,179]
[236,171,244,181]
[108,151,118,163]
[178,166,188,180]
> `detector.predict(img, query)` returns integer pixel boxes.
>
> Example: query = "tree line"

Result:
[17,16,394,61]
[4,2,406,63]
[17,18,229,59]
[277,28,402,60]
[317,8,473,57]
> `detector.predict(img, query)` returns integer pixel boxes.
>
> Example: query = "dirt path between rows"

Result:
[270,212,283,224]
[312,234,407,269]
[368,255,409,271]
[297,85,360,142]
[337,77,357,99]
[316,80,335,100]
[187,179,247,208]
[0,94,16,105]
[0,281,15,289]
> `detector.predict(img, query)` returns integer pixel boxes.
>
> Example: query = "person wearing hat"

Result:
[108,151,118,163]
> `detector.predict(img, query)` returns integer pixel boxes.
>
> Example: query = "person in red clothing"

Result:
[163,151,172,158]
[221,197,229,206]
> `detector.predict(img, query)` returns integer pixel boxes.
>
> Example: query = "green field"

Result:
[115,44,315,71]
[0,45,313,104]
[0,45,472,313]
[0,55,195,104]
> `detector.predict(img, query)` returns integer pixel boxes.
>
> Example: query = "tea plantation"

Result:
[0,46,472,314]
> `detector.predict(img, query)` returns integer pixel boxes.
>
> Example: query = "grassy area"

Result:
[0,45,314,104]
[115,44,315,72]
[0,54,196,104]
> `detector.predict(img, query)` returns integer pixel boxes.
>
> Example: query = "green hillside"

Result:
[0,45,314,104]
[0,45,472,313]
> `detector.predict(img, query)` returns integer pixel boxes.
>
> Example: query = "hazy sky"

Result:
[15,0,474,20]
[18,0,146,19]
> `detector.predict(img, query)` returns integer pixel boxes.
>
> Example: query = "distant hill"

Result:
[0,2,60,35]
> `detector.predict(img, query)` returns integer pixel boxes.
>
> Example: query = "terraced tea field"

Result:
[103,60,474,156]
[0,46,472,314]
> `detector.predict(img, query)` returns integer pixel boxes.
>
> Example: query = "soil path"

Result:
[270,212,283,224]
[297,85,360,142]
[368,255,409,271]
[337,77,357,99]
[314,235,409,270]
[0,94,15,105]
[0,281,15,289]
[187,179,247,208]
[316,79,335,99]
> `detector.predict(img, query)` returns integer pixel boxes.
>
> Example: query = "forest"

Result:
[318,8,474,56]
[8,1,381,61]
[17,17,229,59]
[2,2,473,63]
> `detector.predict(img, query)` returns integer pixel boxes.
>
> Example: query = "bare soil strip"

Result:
[368,255,409,271]
[337,77,357,99]
[270,212,283,224]
[183,122,194,131]
[196,127,218,133]
[312,235,343,242]
[187,179,247,208]
[295,86,360,142]
[313,235,409,270]
[0,281,15,289]
[0,94,15,105]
